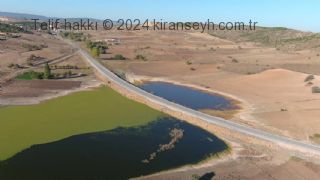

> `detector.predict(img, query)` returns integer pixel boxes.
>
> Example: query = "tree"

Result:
[91,47,100,57]
[44,62,51,79]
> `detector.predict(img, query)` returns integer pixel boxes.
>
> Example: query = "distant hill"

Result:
[0,11,48,20]
[209,26,320,50]
[0,11,102,22]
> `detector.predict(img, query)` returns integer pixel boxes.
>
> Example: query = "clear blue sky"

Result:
[1,0,319,32]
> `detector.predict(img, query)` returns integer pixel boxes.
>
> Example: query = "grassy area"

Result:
[0,86,163,160]
[16,71,44,80]
[59,32,87,41]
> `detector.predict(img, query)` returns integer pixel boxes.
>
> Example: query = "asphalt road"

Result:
[73,42,320,155]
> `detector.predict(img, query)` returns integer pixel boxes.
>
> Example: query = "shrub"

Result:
[43,63,52,79]
[85,40,108,57]
[113,54,126,60]
[0,23,24,33]
[113,70,126,80]
[16,71,44,80]
[22,44,47,51]
[91,47,100,57]
[232,58,239,63]
[60,32,86,41]
[135,54,147,61]
[186,60,192,65]
[8,64,22,69]
[312,86,320,93]
[304,75,315,82]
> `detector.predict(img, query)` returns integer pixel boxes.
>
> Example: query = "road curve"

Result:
[74,44,320,155]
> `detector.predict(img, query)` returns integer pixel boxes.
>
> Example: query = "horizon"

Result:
[0,0,319,32]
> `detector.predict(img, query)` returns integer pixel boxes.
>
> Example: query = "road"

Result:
[67,39,320,155]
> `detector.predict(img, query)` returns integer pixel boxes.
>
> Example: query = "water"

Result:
[140,82,236,110]
[0,117,228,180]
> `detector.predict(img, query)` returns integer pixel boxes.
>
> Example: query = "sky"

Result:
[0,0,319,32]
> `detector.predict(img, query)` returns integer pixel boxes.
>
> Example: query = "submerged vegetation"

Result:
[142,128,184,164]
[0,118,228,179]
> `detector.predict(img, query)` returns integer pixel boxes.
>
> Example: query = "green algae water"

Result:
[0,87,162,160]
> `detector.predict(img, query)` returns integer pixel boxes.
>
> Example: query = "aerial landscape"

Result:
[1,1,320,179]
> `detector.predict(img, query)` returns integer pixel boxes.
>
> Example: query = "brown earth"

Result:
[85,29,320,179]
[2,22,320,179]
[0,80,81,97]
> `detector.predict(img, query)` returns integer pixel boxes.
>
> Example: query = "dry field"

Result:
[2,22,320,179]
[86,29,320,179]
[87,29,320,141]
[0,31,99,105]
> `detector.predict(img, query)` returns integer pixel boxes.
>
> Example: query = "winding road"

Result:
[66,39,320,155]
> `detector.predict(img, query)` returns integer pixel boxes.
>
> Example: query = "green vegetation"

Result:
[281,34,320,43]
[16,63,52,80]
[52,65,79,70]
[186,60,192,65]
[16,71,44,80]
[0,87,163,160]
[60,31,87,41]
[113,54,126,60]
[27,54,44,66]
[113,69,127,80]
[85,40,108,57]
[209,27,320,50]
[7,63,22,69]
[304,74,315,82]
[22,43,48,51]
[43,63,52,79]
[91,47,100,57]
[0,23,24,33]
[135,54,147,61]
[312,86,320,93]
[310,134,320,144]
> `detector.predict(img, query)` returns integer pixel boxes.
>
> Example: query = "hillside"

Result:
[209,26,320,51]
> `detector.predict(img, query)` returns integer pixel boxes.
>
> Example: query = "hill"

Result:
[209,26,320,51]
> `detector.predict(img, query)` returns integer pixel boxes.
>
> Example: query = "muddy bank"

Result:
[0,78,102,106]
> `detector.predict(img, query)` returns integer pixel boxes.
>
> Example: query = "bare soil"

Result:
[86,29,320,179]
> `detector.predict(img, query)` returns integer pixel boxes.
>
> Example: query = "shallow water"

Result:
[0,117,228,180]
[140,82,237,110]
